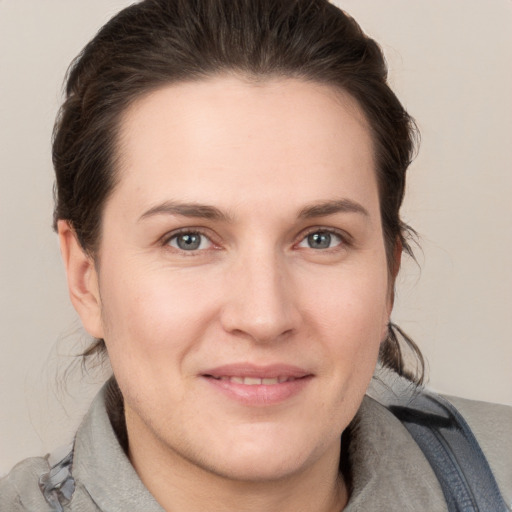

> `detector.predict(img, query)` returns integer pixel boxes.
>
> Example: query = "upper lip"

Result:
[202,363,312,379]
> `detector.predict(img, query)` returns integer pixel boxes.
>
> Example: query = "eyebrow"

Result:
[138,198,369,223]
[298,199,369,219]
[139,201,233,222]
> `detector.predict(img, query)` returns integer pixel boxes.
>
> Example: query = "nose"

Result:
[219,250,300,344]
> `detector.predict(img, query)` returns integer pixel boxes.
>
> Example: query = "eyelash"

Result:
[296,227,351,252]
[161,226,351,254]
[162,228,218,255]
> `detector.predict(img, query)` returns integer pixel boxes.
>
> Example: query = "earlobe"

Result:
[58,220,104,339]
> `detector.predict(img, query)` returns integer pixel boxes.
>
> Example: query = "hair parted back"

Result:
[53,0,423,383]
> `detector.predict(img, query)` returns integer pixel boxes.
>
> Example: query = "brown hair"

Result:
[53,0,423,383]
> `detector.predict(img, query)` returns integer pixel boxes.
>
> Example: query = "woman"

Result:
[1,1,511,511]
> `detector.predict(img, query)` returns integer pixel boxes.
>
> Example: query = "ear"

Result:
[58,220,104,339]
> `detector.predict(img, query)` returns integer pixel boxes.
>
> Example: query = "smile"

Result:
[208,376,300,385]
[201,364,313,406]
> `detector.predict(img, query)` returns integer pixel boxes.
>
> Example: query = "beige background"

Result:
[1,0,511,475]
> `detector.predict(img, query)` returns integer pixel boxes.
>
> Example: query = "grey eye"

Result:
[308,232,331,249]
[298,231,342,250]
[169,232,211,251]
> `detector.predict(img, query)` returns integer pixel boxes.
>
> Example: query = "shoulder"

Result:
[367,368,512,509]
[444,395,512,509]
[0,456,53,511]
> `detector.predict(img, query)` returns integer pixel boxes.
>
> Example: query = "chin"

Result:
[192,427,331,483]
[205,451,309,483]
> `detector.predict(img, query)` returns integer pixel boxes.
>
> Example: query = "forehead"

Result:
[113,76,378,216]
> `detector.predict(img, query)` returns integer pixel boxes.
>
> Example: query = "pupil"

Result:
[308,232,331,249]
[177,233,201,250]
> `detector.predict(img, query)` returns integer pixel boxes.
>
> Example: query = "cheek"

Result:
[299,261,390,384]
[98,264,221,360]
[97,269,214,409]
[302,263,390,335]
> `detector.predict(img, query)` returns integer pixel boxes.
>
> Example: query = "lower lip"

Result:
[201,376,313,406]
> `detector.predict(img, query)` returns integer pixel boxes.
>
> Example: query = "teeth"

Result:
[210,375,300,384]
[244,377,262,385]
[215,376,296,385]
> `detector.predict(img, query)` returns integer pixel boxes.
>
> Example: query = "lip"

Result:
[200,363,313,406]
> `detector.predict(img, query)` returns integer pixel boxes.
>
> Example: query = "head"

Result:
[54,0,421,486]
[54,0,420,378]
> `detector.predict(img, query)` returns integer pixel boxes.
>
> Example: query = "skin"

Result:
[59,76,396,512]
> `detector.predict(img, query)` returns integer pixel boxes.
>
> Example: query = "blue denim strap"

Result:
[390,393,508,512]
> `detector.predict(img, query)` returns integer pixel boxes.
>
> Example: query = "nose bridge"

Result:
[221,243,298,343]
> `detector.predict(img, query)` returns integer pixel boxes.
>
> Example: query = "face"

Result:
[73,77,393,482]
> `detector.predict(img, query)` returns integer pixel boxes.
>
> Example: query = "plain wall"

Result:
[1,0,511,475]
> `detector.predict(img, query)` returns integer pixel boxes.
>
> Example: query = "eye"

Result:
[297,230,343,250]
[167,231,213,251]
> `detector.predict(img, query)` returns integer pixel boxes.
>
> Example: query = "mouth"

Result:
[206,375,302,385]
[200,364,313,405]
